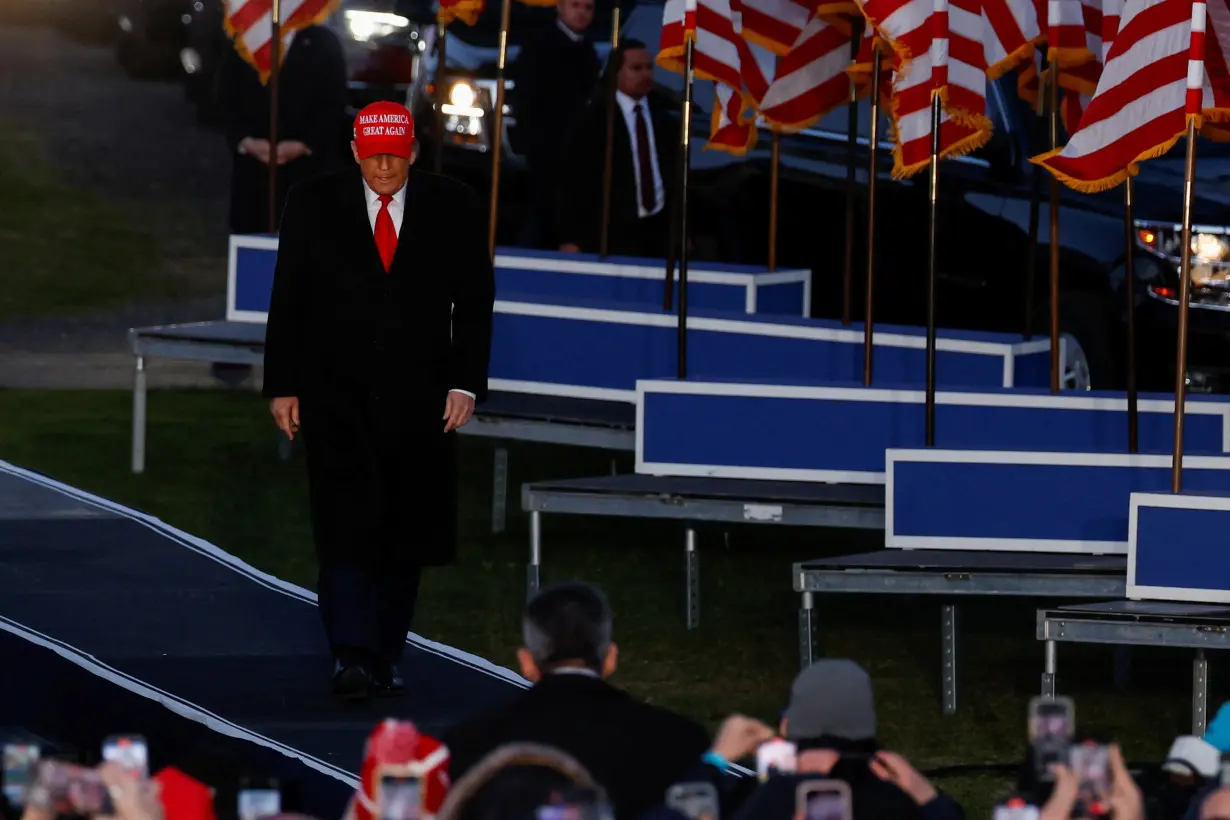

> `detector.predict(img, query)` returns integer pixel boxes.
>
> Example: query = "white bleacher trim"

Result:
[0,614,360,788]
[0,460,757,780]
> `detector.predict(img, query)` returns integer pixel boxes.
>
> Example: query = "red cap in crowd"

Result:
[153,767,216,820]
[353,101,415,160]
[354,720,450,820]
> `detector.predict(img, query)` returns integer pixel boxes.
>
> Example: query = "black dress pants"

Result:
[317,560,422,667]
[313,430,424,669]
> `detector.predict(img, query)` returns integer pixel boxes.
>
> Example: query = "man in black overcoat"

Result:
[262,100,495,700]
[555,39,679,257]
[510,0,599,248]
[218,22,348,234]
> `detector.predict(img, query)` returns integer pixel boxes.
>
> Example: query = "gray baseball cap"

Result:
[783,659,877,742]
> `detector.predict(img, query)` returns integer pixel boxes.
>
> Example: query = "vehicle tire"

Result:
[1033,289,1119,390]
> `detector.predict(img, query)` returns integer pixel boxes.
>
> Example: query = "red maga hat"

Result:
[353,101,415,160]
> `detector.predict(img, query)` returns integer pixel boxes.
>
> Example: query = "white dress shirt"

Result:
[556,19,584,42]
[361,178,475,401]
[615,90,665,218]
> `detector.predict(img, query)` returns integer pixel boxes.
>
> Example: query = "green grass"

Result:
[0,388,1212,815]
[0,124,215,320]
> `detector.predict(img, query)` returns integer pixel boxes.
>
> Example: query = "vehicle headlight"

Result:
[448,82,476,109]
[1135,221,1230,289]
[344,10,409,42]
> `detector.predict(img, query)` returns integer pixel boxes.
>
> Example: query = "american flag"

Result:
[1034,0,1230,191]
[856,0,994,177]
[222,0,339,82]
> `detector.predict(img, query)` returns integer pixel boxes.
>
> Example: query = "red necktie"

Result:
[374,193,397,272]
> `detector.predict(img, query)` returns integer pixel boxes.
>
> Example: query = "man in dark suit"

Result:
[262,101,495,700]
[510,0,600,248]
[218,22,348,233]
[556,39,678,258]
[442,582,712,820]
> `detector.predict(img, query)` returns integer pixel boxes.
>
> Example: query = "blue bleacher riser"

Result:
[636,381,1230,483]
[493,248,810,316]
[1128,492,1230,603]
[226,235,811,319]
[886,450,1230,554]
[491,295,1050,401]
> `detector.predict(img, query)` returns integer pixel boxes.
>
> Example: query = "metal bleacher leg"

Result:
[684,527,699,630]
[799,591,817,670]
[1194,650,1210,736]
[527,510,542,601]
[1042,639,1058,699]
[492,446,509,535]
[131,355,147,475]
[941,604,959,716]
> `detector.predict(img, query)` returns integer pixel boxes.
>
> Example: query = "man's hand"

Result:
[1039,764,1079,820]
[1106,745,1143,820]
[443,391,475,432]
[559,243,581,253]
[97,762,163,820]
[276,140,312,165]
[270,396,300,440]
[240,137,272,164]
[709,714,776,763]
[871,751,937,806]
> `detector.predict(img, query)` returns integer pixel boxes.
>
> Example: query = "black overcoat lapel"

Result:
[340,168,389,275]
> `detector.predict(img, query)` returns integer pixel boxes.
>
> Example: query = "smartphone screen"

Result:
[1070,742,1112,817]
[756,739,798,780]
[992,806,1040,820]
[102,736,148,778]
[2,744,40,807]
[1028,697,1073,778]
[380,774,421,820]
[795,780,851,820]
[238,788,282,820]
[805,791,849,820]
[665,782,719,820]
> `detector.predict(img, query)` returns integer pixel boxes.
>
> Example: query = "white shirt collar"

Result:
[549,667,601,678]
[616,90,646,118]
[556,19,584,43]
[363,177,407,207]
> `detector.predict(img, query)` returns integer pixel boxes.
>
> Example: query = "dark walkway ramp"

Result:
[0,461,526,815]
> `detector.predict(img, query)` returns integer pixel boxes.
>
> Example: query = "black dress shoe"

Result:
[371,663,406,698]
[332,661,371,701]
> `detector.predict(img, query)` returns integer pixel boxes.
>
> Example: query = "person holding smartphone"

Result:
[730,660,963,820]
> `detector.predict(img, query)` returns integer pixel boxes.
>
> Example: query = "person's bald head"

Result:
[1201,787,1230,818]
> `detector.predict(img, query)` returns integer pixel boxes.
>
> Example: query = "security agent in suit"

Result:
[442,582,712,820]
[555,39,679,258]
[262,100,495,701]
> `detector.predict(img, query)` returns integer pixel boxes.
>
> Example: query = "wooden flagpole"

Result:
[487,0,513,256]
[434,21,447,174]
[1047,53,1062,392]
[674,37,696,378]
[267,0,281,233]
[924,90,941,446]
[1171,116,1198,492]
[1124,177,1139,453]
[599,6,622,257]
[863,46,881,386]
